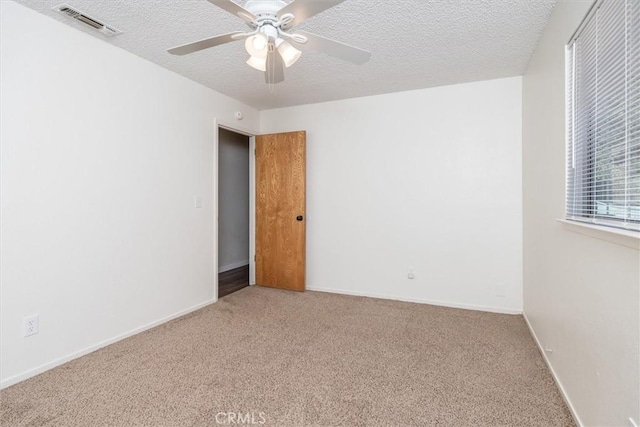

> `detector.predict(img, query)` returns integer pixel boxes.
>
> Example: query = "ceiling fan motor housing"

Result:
[244,1,289,45]
[245,1,287,21]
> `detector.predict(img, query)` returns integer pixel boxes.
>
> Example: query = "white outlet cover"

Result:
[23,314,39,337]
[495,285,506,297]
[194,196,203,209]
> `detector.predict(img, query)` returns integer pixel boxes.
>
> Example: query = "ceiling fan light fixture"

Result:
[246,55,267,72]
[167,0,372,85]
[277,40,302,68]
[245,34,268,58]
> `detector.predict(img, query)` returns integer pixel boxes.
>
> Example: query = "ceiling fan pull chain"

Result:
[268,58,275,93]
[270,51,274,91]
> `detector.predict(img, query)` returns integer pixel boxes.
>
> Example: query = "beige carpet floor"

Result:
[1,287,574,426]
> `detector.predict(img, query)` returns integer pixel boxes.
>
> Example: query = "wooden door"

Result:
[255,131,306,291]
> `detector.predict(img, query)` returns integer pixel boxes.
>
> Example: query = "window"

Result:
[566,0,639,231]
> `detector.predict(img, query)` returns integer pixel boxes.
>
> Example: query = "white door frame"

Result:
[213,118,258,301]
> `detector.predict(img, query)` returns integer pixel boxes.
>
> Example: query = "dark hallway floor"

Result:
[218,265,249,298]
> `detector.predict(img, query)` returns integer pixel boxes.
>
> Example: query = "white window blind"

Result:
[566,0,640,231]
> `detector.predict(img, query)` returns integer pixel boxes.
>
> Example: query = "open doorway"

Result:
[218,128,250,298]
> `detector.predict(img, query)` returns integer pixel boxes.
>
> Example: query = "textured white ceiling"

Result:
[12,0,556,110]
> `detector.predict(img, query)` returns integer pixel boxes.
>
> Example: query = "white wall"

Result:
[218,129,250,272]
[261,77,523,314]
[0,1,259,387]
[522,1,640,426]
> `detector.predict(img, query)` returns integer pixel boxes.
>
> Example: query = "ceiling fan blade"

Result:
[277,0,346,29]
[206,0,257,23]
[167,32,244,56]
[265,50,285,84]
[292,31,371,65]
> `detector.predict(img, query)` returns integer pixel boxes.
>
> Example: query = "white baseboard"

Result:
[218,260,249,273]
[0,298,217,390]
[306,286,522,315]
[523,312,583,427]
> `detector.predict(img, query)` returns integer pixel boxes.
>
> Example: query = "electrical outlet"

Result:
[495,285,506,297]
[23,315,39,337]
[407,269,415,280]
[194,196,203,208]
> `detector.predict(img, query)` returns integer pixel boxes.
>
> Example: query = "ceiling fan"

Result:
[167,0,371,84]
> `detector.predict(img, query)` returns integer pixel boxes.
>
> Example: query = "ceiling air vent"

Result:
[52,4,122,36]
